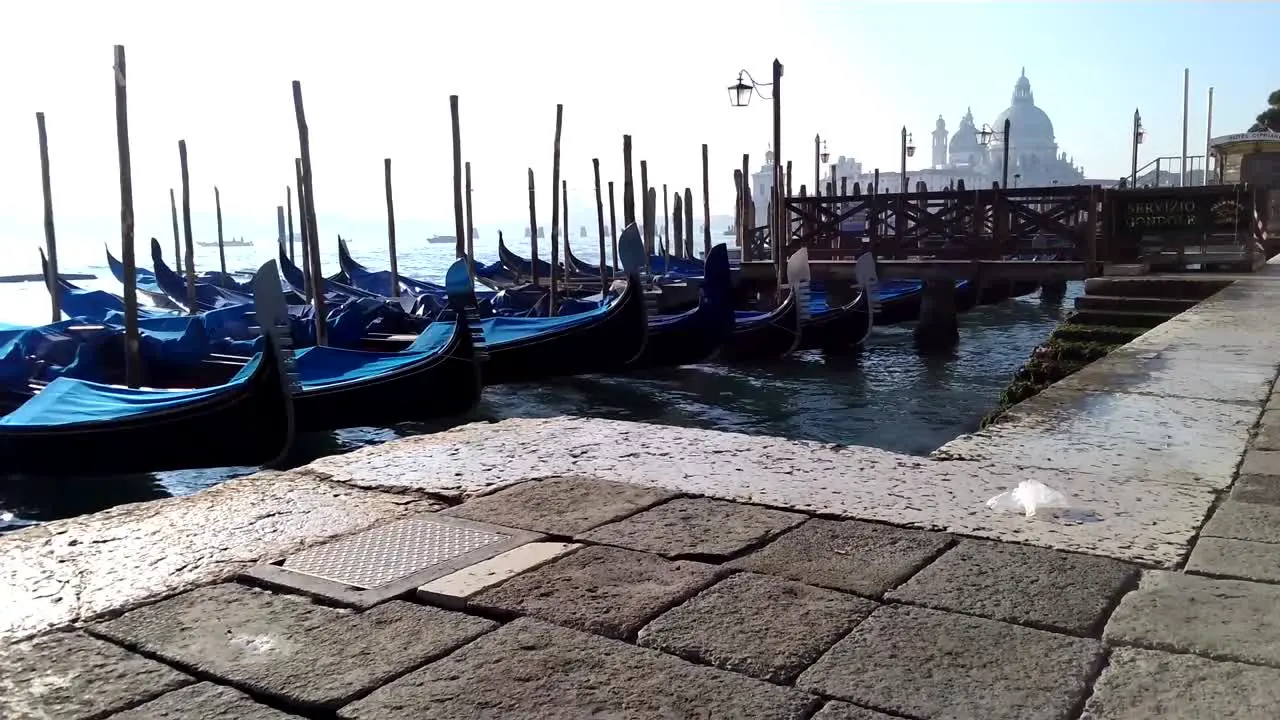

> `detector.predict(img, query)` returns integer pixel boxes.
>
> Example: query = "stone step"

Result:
[1083,277,1231,301]
[1073,295,1198,315]
[1065,309,1172,329]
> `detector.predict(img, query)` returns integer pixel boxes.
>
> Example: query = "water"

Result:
[0,234,1079,530]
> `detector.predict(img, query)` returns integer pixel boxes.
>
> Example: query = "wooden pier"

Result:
[737,181,1272,285]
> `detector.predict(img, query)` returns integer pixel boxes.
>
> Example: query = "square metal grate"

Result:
[283,515,512,589]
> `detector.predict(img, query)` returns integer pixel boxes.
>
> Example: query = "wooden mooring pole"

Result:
[662,183,670,261]
[177,140,197,313]
[384,158,399,298]
[593,158,607,289]
[640,160,651,272]
[701,144,711,259]
[562,179,570,284]
[36,112,60,323]
[276,205,286,255]
[113,46,141,388]
[607,181,618,269]
[214,187,226,275]
[450,96,465,263]
[549,103,563,311]
[169,188,181,263]
[622,135,635,226]
[683,187,694,259]
[292,81,326,346]
[464,161,475,286]
[293,159,311,300]
[527,169,538,286]
[286,186,296,262]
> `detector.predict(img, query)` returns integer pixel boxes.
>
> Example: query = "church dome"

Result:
[992,68,1055,146]
[950,107,980,151]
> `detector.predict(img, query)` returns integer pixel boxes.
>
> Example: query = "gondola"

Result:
[627,243,735,370]
[498,233,594,282]
[715,248,809,362]
[151,239,258,312]
[0,261,298,476]
[241,259,484,432]
[336,237,446,298]
[43,250,177,323]
[798,253,876,352]
[105,246,181,311]
[464,226,649,383]
[277,245,385,303]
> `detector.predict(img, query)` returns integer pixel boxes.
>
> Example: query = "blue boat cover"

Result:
[0,353,263,427]
[478,295,615,346]
[290,322,454,389]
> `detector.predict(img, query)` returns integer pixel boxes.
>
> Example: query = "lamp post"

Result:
[976,117,1012,188]
[899,127,915,193]
[814,134,829,196]
[729,60,783,281]
[1130,109,1145,187]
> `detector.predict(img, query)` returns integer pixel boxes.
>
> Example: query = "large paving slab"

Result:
[1054,352,1275,405]
[886,540,1138,635]
[442,476,676,536]
[0,630,192,720]
[637,572,878,683]
[1239,449,1280,477]
[1103,571,1280,667]
[935,388,1258,491]
[0,471,432,641]
[578,497,806,559]
[1186,537,1280,583]
[106,682,300,720]
[469,544,722,639]
[1230,474,1280,505]
[299,416,1218,567]
[1253,410,1280,450]
[796,605,1103,720]
[729,518,952,598]
[91,583,495,712]
[1200,501,1280,544]
[338,617,820,720]
[811,702,901,720]
[1081,647,1280,720]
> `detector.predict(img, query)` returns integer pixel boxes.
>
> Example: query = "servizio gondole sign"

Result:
[1118,192,1248,234]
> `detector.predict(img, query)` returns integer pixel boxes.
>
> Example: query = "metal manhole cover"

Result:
[284,515,511,589]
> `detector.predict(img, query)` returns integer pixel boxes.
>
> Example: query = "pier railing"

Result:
[739,181,1271,282]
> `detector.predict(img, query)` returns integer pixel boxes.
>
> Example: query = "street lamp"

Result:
[1130,108,1145,188]
[976,117,1012,189]
[729,60,783,282]
[900,127,915,192]
[813,135,830,196]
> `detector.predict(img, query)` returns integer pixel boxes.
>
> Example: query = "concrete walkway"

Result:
[3,275,1280,718]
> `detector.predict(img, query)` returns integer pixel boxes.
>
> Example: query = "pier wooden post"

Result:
[464,161,475,285]
[177,140,197,313]
[607,181,618,269]
[640,160,651,272]
[646,187,657,270]
[672,194,684,265]
[276,205,286,255]
[286,187,296,262]
[294,159,311,300]
[568,178,573,281]
[593,159,608,289]
[701,144,711,259]
[549,104,563,311]
[684,187,694,259]
[292,81,327,346]
[740,153,749,253]
[622,135,635,226]
[527,169,538,286]
[36,112,60,323]
[450,96,466,264]
[384,158,399,298]
[914,279,959,354]
[734,170,744,255]
[169,188,181,264]
[113,46,141,387]
[214,187,226,275]
[662,183,670,260]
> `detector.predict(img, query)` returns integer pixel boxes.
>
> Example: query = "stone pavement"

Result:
[6,467,1280,719]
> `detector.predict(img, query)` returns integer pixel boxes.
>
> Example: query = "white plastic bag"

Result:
[986,480,1075,517]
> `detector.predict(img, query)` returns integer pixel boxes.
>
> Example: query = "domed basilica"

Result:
[928,69,1085,188]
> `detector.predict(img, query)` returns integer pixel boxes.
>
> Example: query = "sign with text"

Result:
[1114,188,1249,236]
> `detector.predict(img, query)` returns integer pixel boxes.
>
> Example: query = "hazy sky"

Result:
[1,1,1276,266]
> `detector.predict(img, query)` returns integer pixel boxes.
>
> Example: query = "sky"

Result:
[0,1,1276,271]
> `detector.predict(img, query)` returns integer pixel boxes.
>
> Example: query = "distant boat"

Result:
[427,235,457,244]
[197,238,253,248]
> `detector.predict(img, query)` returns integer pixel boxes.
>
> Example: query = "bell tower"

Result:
[932,115,948,169]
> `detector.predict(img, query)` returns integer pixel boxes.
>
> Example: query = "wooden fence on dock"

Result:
[738,181,1271,284]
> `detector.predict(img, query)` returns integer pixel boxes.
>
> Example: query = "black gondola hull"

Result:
[716,291,801,362]
[799,289,872,351]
